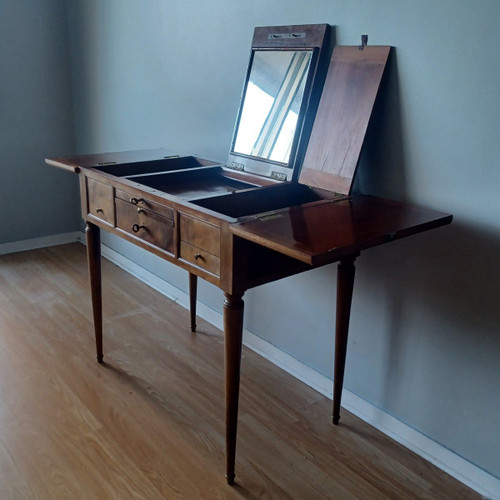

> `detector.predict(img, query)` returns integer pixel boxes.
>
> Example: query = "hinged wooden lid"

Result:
[299,45,390,194]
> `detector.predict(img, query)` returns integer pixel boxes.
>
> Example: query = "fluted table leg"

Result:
[189,273,198,332]
[223,292,244,485]
[85,221,103,364]
[333,255,357,425]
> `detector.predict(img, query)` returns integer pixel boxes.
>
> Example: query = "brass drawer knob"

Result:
[132,224,146,233]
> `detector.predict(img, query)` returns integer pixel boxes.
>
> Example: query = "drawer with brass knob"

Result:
[115,198,174,254]
[179,241,220,276]
[179,214,220,276]
[87,177,114,225]
[115,189,174,220]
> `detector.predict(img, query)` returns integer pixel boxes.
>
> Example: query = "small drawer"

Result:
[180,242,220,276]
[179,215,220,256]
[115,189,174,220]
[116,198,174,253]
[87,178,114,224]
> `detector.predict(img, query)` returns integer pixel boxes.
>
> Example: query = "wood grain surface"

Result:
[231,195,452,265]
[0,244,479,499]
[300,46,391,195]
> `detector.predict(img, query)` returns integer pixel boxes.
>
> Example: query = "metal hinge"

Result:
[228,161,245,171]
[256,211,281,222]
[270,171,287,181]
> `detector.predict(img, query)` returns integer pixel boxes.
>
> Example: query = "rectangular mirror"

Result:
[226,24,331,182]
[232,49,313,166]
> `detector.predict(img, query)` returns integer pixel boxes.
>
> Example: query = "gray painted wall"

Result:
[0,0,79,243]
[11,0,500,480]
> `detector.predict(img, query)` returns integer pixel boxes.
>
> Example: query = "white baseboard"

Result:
[9,234,498,499]
[244,339,500,499]
[0,232,82,256]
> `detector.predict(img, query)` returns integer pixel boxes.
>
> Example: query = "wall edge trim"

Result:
[0,232,82,256]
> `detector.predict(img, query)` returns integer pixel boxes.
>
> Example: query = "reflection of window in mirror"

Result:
[233,82,273,155]
[232,50,312,166]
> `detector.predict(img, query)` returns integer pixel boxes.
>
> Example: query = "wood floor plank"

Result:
[0,439,35,500]
[0,244,482,499]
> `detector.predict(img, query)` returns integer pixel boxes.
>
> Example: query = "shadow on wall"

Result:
[357,220,500,473]
[407,221,498,335]
[354,48,408,201]
[363,220,500,366]
[351,45,500,394]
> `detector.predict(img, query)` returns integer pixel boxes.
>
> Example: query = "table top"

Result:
[231,195,453,265]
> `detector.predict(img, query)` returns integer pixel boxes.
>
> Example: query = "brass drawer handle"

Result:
[130,197,145,205]
[194,253,204,261]
[132,224,146,233]
[137,208,146,215]
[96,208,103,213]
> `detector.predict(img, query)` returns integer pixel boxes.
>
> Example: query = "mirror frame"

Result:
[227,24,331,182]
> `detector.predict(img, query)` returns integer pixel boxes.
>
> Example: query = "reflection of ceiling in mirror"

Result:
[232,50,312,165]
[251,52,294,99]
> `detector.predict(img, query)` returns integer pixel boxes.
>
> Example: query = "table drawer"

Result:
[116,198,174,253]
[115,189,174,220]
[180,241,220,276]
[87,178,114,225]
[179,215,220,256]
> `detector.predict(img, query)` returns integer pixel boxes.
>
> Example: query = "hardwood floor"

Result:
[0,243,481,499]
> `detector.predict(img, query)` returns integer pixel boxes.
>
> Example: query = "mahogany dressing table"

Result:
[46,25,452,484]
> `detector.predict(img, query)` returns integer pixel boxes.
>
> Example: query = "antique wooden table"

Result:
[47,25,452,483]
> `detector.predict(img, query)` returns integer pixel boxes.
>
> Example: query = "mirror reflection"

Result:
[232,50,312,166]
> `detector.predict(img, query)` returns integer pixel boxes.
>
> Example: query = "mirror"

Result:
[231,50,313,166]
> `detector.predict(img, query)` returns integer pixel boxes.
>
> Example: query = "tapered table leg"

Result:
[223,292,244,485]
[333,255,357,425]
[189,272,197,332]
[85,222,103,363]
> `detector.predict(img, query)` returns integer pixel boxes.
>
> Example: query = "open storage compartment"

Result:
[127,165,261,201]
[94,155,219,177]
[192,182,337,218]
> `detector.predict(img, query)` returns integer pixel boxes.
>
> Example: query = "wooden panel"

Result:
[87,177,114,225]
[300,46,391,195]
[45,148,171,173]
[180,242,220,276]
[179,215,220,256]
[231,196,452,265]
[115,189,174,220]
[115,199,174,254]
